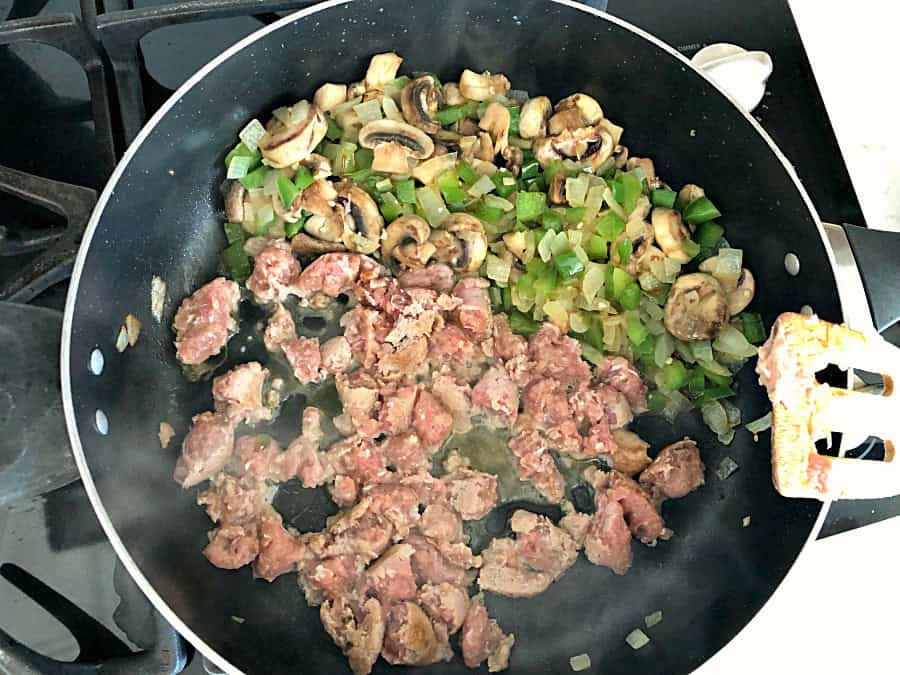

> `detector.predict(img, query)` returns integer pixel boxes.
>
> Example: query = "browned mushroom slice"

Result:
[258,102,327,168]
[519,96,552,139]
[401,76,443,134]
[382,215,436,270]
[359,119,435,174]
[478,102,510,156]
[664,273,729,341]
[429,213,487,274]
[224,181,246,224]
[677,183,706,210]
[292,233,347,255]
[338,185,384,254]
[555,93,604,125]
[442,82,465,106]
[501,145,523,176]
[727,269,755,315]
[652,207,693,263]
[548,107,585,135]
[458,69,510,101]
[313,83,348,112]
[364,52,403,90]
[297,178,339,218]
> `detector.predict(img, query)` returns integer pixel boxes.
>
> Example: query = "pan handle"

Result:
[838,223,900,334]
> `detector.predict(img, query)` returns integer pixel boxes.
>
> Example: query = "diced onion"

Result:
[115,325,128,352]
[602,186,626,219]
[150,275,166,323]
[644,610,663,628]
[625,629,650,650]
[584,184,606,223]
[569,312,590,333]
[639,271,661,292]
[272,106,291,124]
[654,331,674,367]
[573,245,589,267]
[512,286,535,312]
[742,515,752,528]
[675,339,696,363]
[718,429,736,445]
[381,96,404,122]
[713,325,758,358]
[375,177,392,192]
[331,96,362,116]
[691,341,714,362]
[663,257,682,281]
[565,175,590,207]
[722,398,742,427]
[543,299,569,331]
[550,231,570,256]
[484,194,513,211]
[413,153,458,185]
[582,263,606,304]
[701,400,730,435]
[745,411,773,434]
[226,155,254,179]
[716,247,743,275]
[468,173,497,197]
[538,231,555,262]
[569,654,591,672]
[662,389,690,423]
[416,186,449,227]
[697,357,730,378]
[353,99,383,124]
[262,169,280,195]
[485,254,511,285]
[124,313,142,347]
[239,118,266,150]
[716,456,740,480]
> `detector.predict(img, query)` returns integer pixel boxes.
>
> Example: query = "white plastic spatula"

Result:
[758,312,900,500]
[692,43,773,112]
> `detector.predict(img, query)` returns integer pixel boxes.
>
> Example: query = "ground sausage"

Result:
[174,412,235,488]
[173,277,239,365]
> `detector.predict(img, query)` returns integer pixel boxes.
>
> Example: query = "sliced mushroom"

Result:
[548,172,566,204]
[461,133,494,163]
[458,117,480,136]
[359,119,435,174]
[470,159,499,176]
[634,243,666,277]
[382,215,436,270]
[534,126,614,170]
[364,52,403,90]
[313,83,348,112]
[533,136,561,168]
[677,183,706,209]
[556,93,604,126]
[501,145,523,176]
[339,185,384,254]
[225,181,246,224]
[613,144,629,169]
[611,220,655,273]
[478,102,510,156]
[664,273,729,341]
[429,213,487,274]
[728,268,755,315]
[548,107,585,136]
[651,207,693,263]
[502,231,529,262]
[303,213,344,243]
[596,117,624,146]
[292,232,347,255]
[519,96,552,139]
[442,82,465,106]
[297,178,339,217]
[458,69,510,101]
[347,81,367,99]
[259,102,327,168]
[301,153,332,180]
[401,76,443,134]
[626,157,658,188]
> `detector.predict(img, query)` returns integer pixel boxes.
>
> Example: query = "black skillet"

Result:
[57,1,900,673]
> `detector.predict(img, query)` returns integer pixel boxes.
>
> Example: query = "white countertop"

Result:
[700,2,900,672]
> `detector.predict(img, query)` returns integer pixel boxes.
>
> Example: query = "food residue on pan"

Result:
[164,52,768,674]
[159,422,175,449]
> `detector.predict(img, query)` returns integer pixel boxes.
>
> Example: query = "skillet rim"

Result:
[60,1,838,672]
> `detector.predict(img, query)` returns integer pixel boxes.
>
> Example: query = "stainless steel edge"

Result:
[823,222,876,335]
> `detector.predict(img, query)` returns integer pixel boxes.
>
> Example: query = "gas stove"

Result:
[0,0,894,671]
